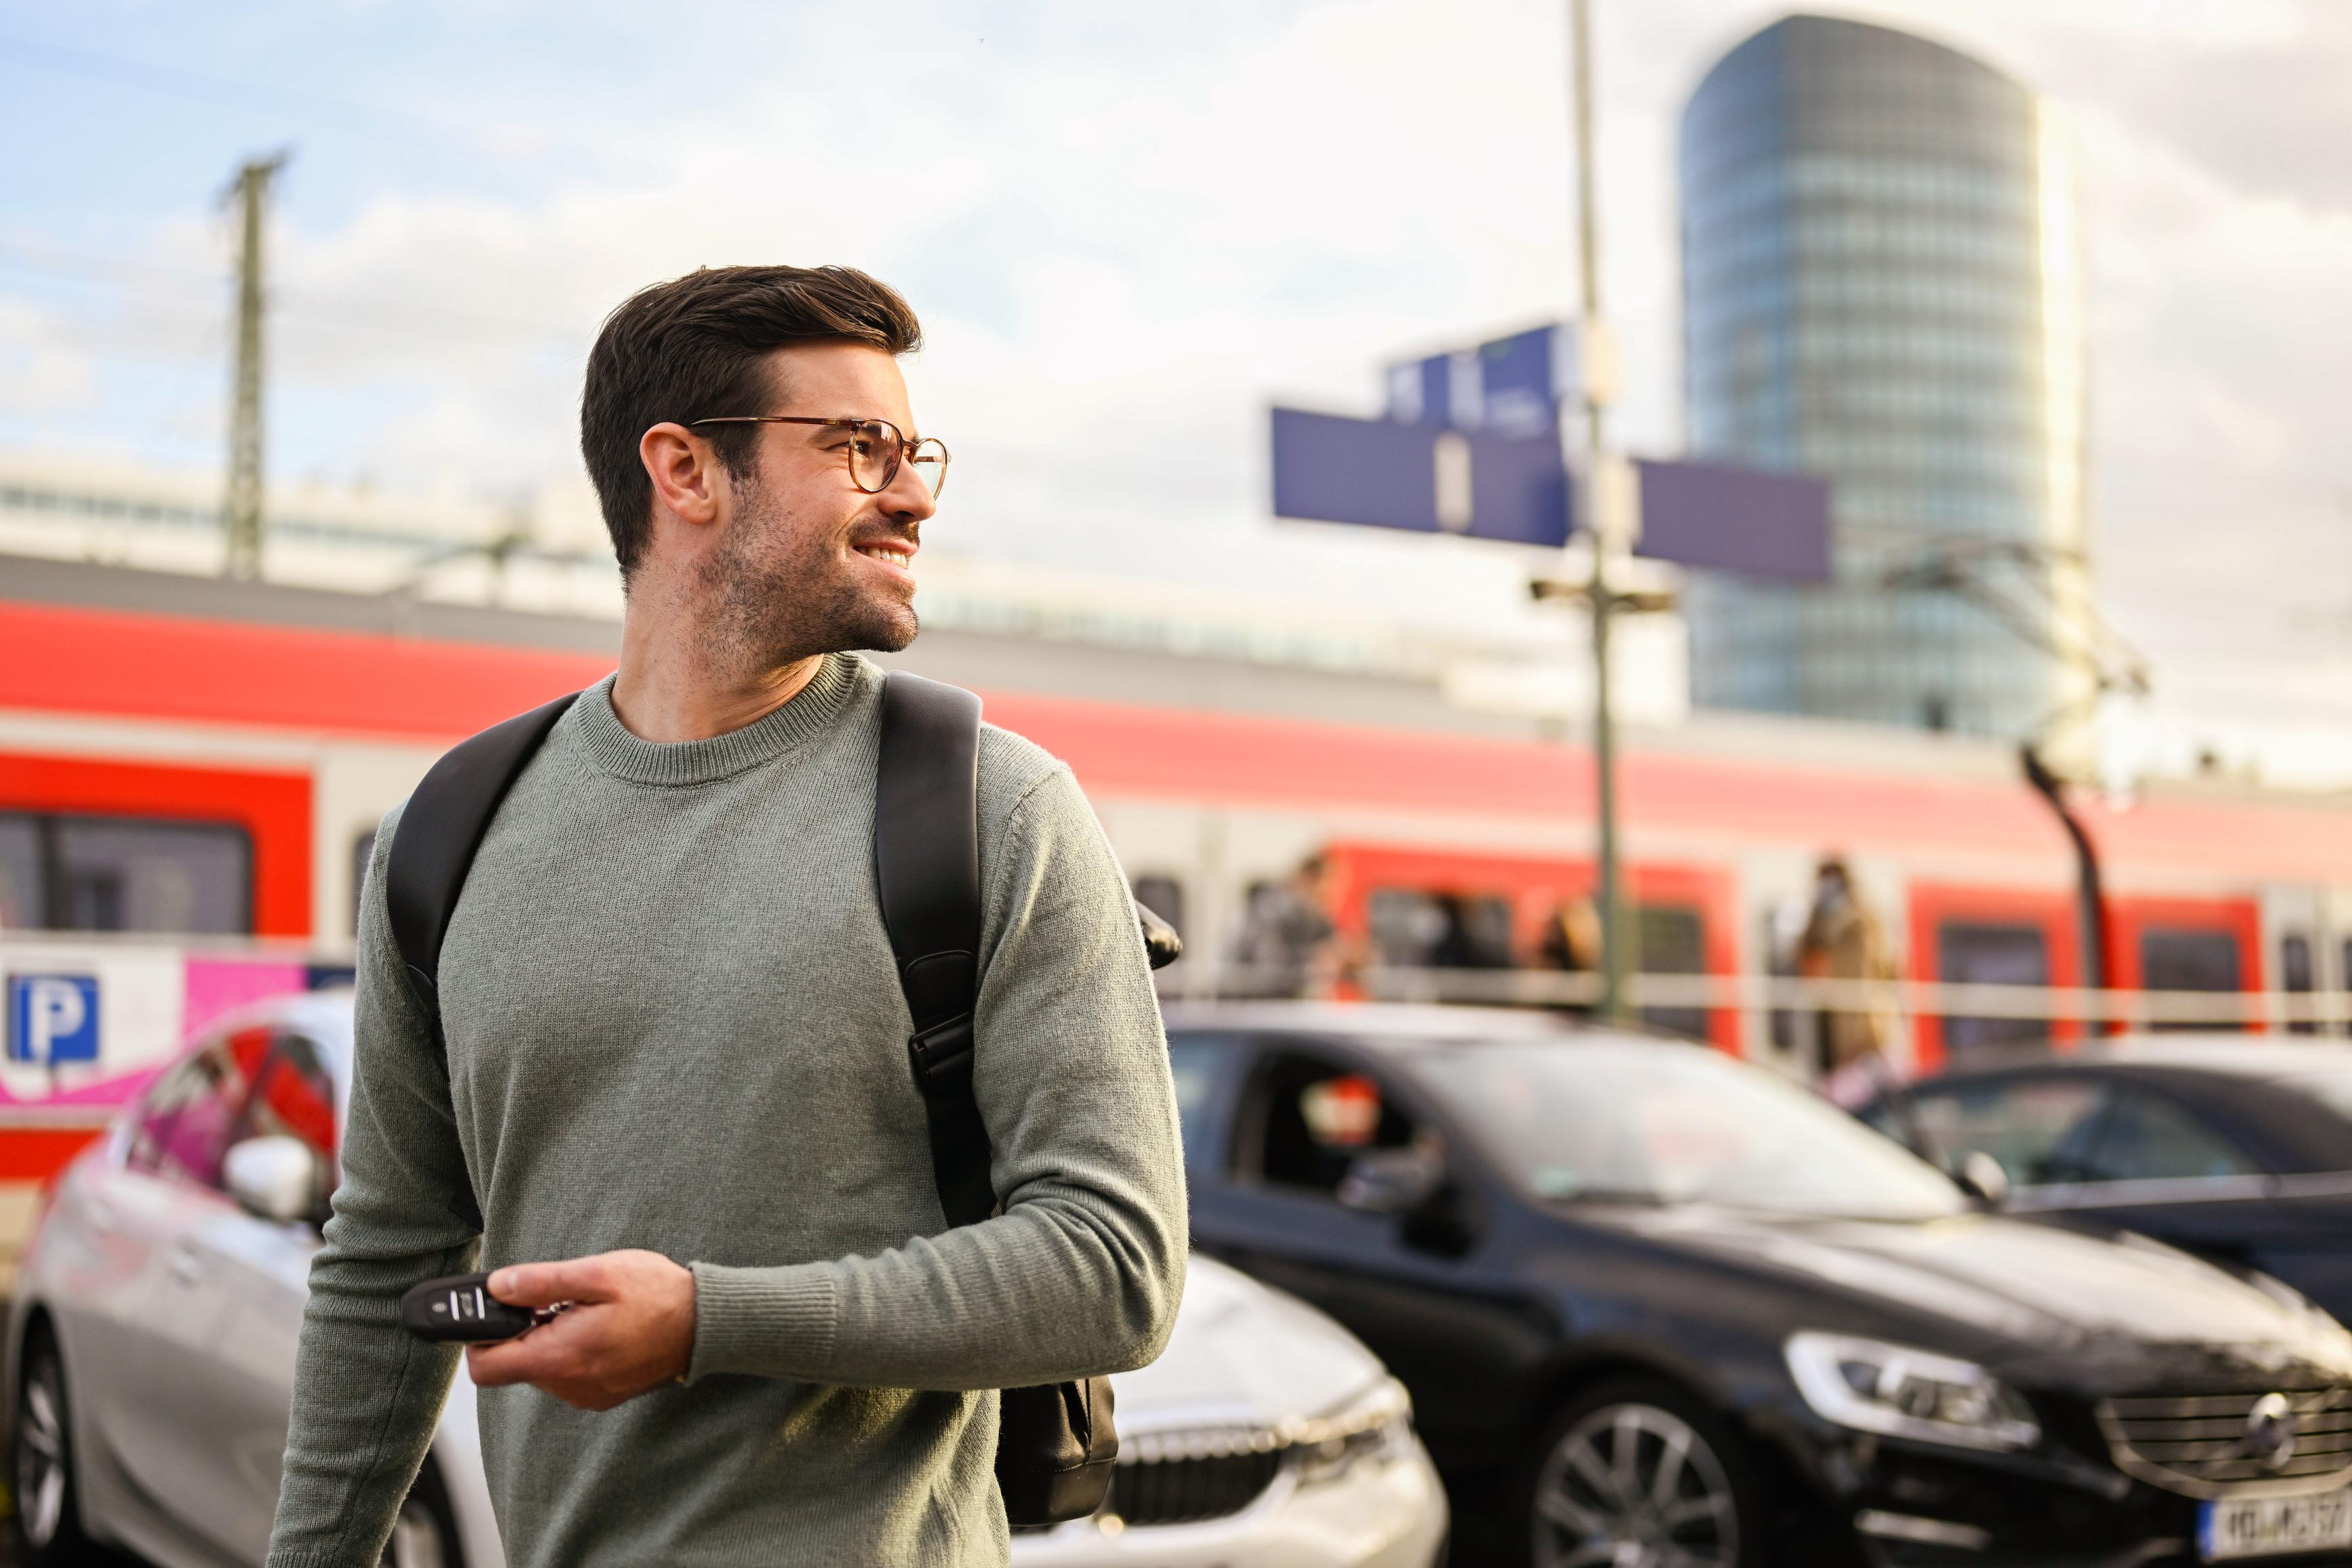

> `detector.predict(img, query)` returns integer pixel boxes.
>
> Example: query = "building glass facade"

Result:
[1680,15,2088,736]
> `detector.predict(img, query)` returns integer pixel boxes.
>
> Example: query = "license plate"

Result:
[2201,1491,2352,1561]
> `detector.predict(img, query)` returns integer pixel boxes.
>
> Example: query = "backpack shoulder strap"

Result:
[874,669,996,1229]
[385,693,579,1031]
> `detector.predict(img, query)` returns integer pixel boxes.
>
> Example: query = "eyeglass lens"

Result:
[847,421,949,498]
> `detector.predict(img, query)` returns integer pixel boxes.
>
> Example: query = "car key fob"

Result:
[401,1273,543,1343]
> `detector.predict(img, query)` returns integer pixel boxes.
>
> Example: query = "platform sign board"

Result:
[1385,324,1567,439]
[1634,459,1832,583]
[1469,326,1563,438]
[1272,408,1571,547]
[1283,323,1830,579]
[1274,408,1443,535]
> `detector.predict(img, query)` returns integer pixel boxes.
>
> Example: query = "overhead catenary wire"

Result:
[0,31,644,175]
[0,242,591,349]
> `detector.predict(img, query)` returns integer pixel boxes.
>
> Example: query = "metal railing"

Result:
[1156,963,2351,1036]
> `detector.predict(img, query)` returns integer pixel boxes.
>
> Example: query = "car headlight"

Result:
[1284,1377,1415,1486]
[1785,1332,2040,1452]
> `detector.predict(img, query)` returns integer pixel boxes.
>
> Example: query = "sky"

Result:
[3,0,2349,782]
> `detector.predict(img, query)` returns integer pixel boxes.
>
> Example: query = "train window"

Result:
[2283,934,2317,1036]
[1936,922,2050,1057]
[1763,899,1808,1062]
[1131,875,1184,938]
[1365,889,1512,970]
[1638,905,1708,1040]
[0,815,36,930]
[2140,928,2241,1032]
[0,810,253,935]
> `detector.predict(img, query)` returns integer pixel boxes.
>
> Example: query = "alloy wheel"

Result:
[1531,1400,1740,1568]
[15,1356,69,1548]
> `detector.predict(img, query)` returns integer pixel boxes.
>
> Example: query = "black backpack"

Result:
[383,668,1177,1527]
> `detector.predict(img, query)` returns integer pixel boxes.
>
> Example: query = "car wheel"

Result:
[13,1328,93,1567]
[1521,1376,1761,1568]
[381,1460,467,1568]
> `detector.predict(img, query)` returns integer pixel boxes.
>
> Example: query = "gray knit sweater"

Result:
[265,653,1188,1568]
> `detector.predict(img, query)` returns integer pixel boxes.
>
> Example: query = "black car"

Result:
[1857,1038,2352,1325]
[1167,1002,2352,1568]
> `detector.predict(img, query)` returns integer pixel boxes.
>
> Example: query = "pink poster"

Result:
[183,958,311,1038]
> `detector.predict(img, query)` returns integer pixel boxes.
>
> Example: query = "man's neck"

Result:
[610,604,823,744]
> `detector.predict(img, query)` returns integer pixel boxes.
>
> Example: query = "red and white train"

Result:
[6,554,2350,1185]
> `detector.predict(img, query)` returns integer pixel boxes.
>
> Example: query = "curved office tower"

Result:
[1681,14,2087,737]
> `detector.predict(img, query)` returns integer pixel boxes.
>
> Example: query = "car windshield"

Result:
[1416,1037,1968,1220]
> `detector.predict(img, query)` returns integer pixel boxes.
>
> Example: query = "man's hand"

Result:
[466,1250,696,1411]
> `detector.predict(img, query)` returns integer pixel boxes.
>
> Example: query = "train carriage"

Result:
[5,554,2349,1208]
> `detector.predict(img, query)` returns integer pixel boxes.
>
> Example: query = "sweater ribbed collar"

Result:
[573,654,859,786]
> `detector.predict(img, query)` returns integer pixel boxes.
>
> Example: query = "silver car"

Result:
[6,991,1446,1568]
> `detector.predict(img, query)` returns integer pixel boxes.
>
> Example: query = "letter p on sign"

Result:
[7,975,100,1065]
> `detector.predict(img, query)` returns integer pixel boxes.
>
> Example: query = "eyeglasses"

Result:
[688,415,949,498]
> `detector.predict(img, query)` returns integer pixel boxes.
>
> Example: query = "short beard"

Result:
[697,466,919,675]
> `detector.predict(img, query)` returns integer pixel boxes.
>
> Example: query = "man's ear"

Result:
[641,423,726,528]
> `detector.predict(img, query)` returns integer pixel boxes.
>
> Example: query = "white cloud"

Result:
[6,0,2352,772]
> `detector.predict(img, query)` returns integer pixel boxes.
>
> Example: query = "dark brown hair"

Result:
[580,264,922,576]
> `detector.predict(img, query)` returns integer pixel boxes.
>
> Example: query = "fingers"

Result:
[466,1313,585,1387]
[488,1257,604,1308]
[465,1316,621,1409]
[487,1247,675,1307]
[460,1251,697,1413]
[484,1259,592,1307]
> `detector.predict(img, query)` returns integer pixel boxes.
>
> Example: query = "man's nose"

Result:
[881,456,939,524]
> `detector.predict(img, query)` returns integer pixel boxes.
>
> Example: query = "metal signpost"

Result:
[1267,0,1831,1020]
[1270,369,1828,1023]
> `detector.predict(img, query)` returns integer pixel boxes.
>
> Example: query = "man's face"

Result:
[699,341,937,663]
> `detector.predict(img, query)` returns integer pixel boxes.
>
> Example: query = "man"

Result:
[265,265,1187,1567]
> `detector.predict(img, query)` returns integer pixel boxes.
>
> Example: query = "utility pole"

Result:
[221,152,288,580]
[1567,0,1630,1022]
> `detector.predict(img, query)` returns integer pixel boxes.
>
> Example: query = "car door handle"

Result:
[167,1243,205,1286]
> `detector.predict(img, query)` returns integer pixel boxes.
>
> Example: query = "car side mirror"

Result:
[1952,1150,2010,1209]
[1338,1147,1445,1215]
[223,1135,319,1225]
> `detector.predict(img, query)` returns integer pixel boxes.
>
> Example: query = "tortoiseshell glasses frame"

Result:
[688,415,949,498]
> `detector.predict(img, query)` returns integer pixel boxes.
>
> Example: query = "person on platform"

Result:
[264,265,1186,1568]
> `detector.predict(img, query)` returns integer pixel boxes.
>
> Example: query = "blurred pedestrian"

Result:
[266,266,1185,1568]
[1232,853,1340,997]
[1799,856,1901,1108]
[1537,895,1603,1014]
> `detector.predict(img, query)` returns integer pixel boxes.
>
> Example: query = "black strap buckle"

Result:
[907,1013,975,1099]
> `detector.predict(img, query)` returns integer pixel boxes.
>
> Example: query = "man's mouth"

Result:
[853,541,917,574]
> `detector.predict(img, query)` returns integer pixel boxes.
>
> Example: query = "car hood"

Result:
[1600,1204,2352,1392]
[1111,1253,1387,1430]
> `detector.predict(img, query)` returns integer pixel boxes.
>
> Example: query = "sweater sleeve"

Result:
[267,804,482,1568]
[686,762,1189,1390]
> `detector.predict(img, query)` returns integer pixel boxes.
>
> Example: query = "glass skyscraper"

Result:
[1680,14,2088,737]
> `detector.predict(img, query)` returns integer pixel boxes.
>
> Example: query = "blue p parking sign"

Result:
[7,975,100,1065]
